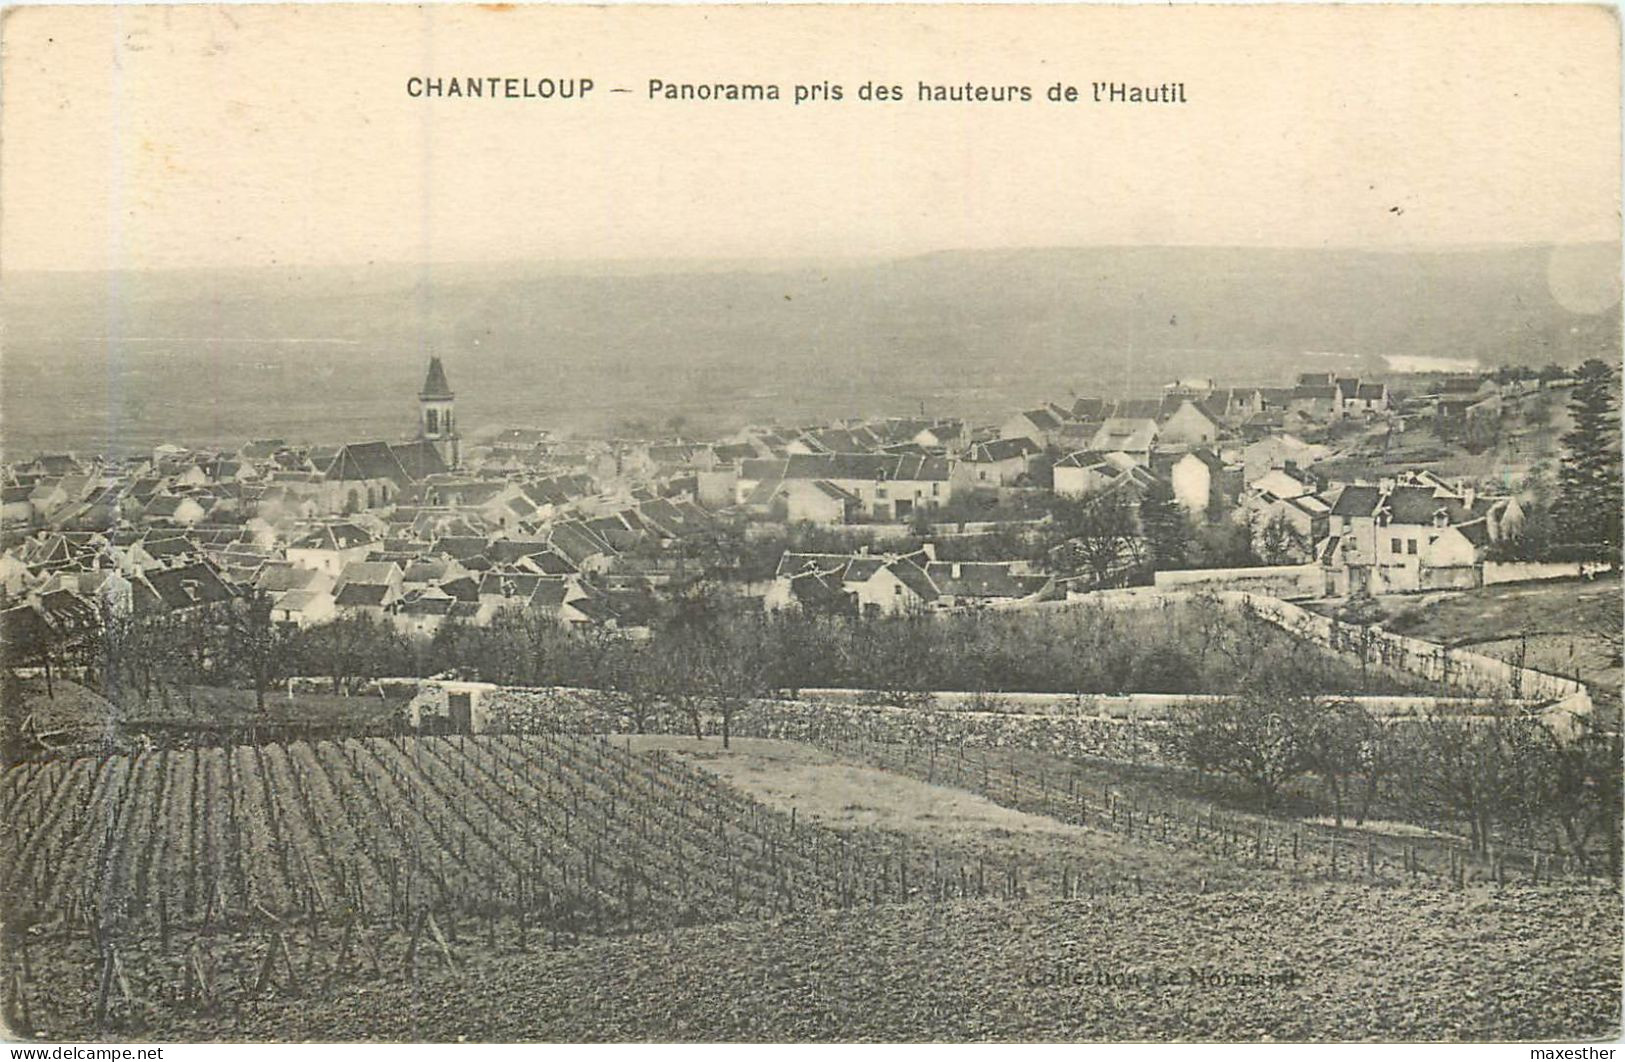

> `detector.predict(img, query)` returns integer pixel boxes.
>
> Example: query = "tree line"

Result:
[1159,682,1621,874]
[61,589,1421,727]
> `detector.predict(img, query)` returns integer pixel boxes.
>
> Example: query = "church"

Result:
[319,356,460,513]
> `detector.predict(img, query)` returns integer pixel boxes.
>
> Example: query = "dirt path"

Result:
[618,735,1279,891]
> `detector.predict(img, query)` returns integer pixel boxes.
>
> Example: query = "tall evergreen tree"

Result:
[1138,477,1190,571]
[1555,358,1622,561]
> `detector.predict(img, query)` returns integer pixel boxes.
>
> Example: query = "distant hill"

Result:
[2,244,1617,456]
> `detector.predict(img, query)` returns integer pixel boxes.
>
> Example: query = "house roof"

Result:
[1329,484,1383,518]
[788,569,854,611]
[433,534,490,561]
[402,559,453,583]
[439,575,481,602]
[335,583,392,607]
[399,595,466,617]
[478,571,546,599]
[1332,483,1493,526]
[1070,397,1106,421]
[290,523,376,552]
[810,480,862,503]
[775,551,853,579]
[1052,450,1103,469]
[37,588,99,631]
[522,551,578,575]
[142,535,199,559]
[142,562,236,612]
[274,588,327,614]
[337,561,401,586]
[968,438,1042,463]
[548,521,614,563]
[1107,398,1170,422]
[777,453,954,483]
[924,561,1044,599]
[1018,408,1063,431]
[712,443,760,463]
[528,578,572,609]
[886,558,939,602]
[1088,418,1159,453]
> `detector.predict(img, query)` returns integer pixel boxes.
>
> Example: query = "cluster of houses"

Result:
[763,543,1054,616]
[2,356,1555,661]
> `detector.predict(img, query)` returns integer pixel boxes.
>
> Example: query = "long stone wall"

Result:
[1152,563,1323,599]
[1074,587,1592,729]
[1483,561,1612,586]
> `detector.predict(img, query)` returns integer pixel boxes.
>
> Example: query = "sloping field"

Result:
[1386,578,1623,711]
[624,736,1281,892]
[30,887,1616,1042]
[3,733,1618,1042]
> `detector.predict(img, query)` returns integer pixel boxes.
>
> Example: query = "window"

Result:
[932,483,940,496]
[1391,537,1402,554]
[1407,539,1417,555]
[876,486,888,499]
[425,408,438,434]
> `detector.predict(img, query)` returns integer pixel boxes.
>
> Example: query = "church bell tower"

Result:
[418,356,460,469]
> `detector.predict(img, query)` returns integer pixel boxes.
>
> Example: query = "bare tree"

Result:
[226,589,290,714]
[1049,492,1142,587]
[1162,684,1317,809]
[589,638,664,734]
[1400,704,1546,854]
[1300,698,1378,826]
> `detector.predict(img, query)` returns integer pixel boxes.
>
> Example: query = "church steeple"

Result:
[418,356,460,469]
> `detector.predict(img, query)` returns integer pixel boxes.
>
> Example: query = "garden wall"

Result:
[1482,561,1611,586]
[1071,587,1592,729]
[1151,564,1322,599]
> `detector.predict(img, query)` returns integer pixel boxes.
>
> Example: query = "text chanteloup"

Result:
[406,77,595,99]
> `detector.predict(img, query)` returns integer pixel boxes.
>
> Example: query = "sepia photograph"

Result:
[0,2,1621,1047]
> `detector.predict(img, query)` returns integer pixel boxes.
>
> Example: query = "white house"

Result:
[286,522,378,577]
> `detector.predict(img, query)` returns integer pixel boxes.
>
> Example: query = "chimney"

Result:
[858,544,870,555]
[1378,476,1395,494]
[951,562,962,580]
[1461,486,1476,510]
[919,542,936,561]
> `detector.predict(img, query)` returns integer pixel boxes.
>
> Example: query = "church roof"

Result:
[420,356,454,400]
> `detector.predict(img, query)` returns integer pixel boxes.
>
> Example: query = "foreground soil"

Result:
[46,884,1620,1043]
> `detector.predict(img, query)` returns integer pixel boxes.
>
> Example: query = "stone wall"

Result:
[1151,563,1323,599]
[1482,561,1610,586]
[1073,587,1592,730]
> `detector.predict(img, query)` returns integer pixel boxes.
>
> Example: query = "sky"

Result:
[1,4,1619,273]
